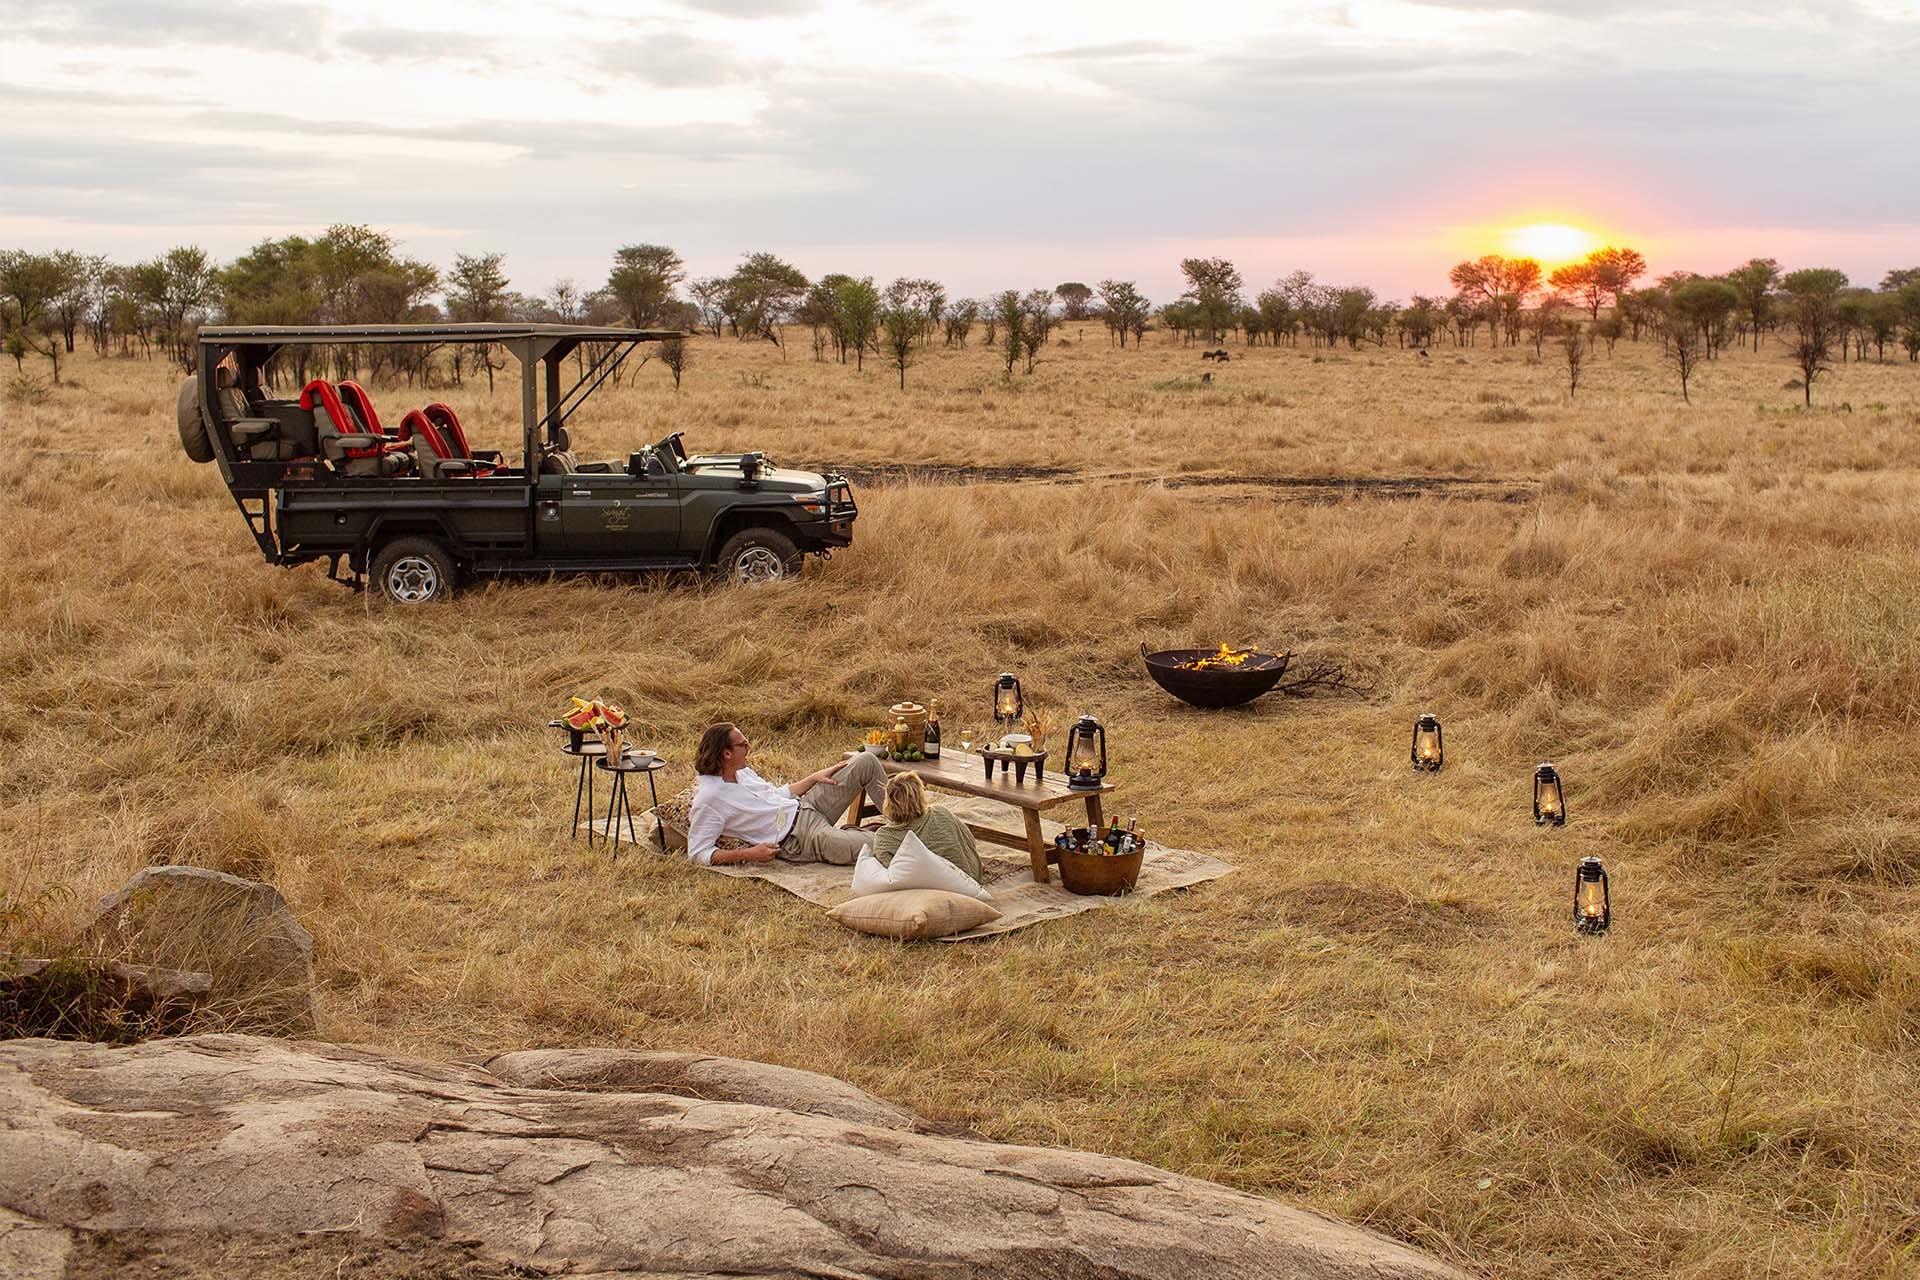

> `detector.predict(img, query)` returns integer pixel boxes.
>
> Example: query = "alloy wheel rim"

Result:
[734,547,786,584]
[387,555,441,602]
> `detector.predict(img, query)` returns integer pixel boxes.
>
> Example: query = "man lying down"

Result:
[686,721,888,867]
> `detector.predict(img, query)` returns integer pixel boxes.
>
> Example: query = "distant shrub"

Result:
[1477,404,1533,423]
[4,375,50,407]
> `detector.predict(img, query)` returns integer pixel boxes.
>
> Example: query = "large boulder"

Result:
[82,867,315,1035]
[0,1035,1474,1279]
[487,1047,923,1130]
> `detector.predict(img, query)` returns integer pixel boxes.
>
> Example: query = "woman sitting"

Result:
[869,773,987,886]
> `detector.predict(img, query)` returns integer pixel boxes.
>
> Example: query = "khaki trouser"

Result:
[779,751,886,866]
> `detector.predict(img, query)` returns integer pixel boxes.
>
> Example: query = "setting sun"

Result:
[1502,222,1598,266]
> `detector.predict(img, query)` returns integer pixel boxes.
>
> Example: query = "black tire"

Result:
[715,526,802,585]
[371,537,458,604]
[176,376,215,464]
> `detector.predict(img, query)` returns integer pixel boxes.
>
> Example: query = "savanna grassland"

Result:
[4,327,1919,1278]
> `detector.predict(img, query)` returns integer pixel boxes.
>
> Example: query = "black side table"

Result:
[562,740,611,842]
[595,755,667,861]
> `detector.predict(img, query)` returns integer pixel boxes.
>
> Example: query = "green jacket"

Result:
[869,808,986,885]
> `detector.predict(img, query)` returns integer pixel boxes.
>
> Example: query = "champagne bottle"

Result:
[925,700,941,759]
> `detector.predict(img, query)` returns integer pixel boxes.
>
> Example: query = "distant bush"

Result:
[1477,403,1533,423]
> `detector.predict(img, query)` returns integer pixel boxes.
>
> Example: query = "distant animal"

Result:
[1200,348,1231,362]
[1417,349,1430,359]
[1201,371,1213,385]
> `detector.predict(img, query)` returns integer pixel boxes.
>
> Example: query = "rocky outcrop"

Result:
[487,1046,924,1130]
[0,1034,1473,1279]
[81,867,315,1034]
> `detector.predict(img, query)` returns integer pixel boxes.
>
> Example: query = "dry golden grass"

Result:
[4,330,1920,1277]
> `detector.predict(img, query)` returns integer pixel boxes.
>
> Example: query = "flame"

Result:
[1177,644,1257,672]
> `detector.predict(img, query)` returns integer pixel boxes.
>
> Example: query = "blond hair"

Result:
[881,772,928,824]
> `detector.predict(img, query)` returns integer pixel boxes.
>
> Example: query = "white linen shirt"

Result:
[686,767,799,866]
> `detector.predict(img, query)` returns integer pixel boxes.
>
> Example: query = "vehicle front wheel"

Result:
[371,536,458,604]
[716,527,802,585]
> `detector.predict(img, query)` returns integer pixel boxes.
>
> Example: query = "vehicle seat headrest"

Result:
[215,366,237,388]
[550,426,571,452]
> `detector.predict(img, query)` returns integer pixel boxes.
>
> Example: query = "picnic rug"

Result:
[624,794,1234,941]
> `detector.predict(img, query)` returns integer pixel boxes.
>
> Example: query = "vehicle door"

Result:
[556,466,681,557]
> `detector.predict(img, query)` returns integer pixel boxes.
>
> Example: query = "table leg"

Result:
[606,773,623,862]
[1085,794,1106,833]
[1023,809,1048,884]
[646,770,661,848]
[570,756,587,839]
[585,764,597,846]
[623,774,639,846]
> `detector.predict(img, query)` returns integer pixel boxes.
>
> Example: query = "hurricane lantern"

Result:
[1533,762,1567,827]
[1064,715,1108,791]
[1410,713,1444,772]
[1572,856,1611,934]
[993,673,1024,729]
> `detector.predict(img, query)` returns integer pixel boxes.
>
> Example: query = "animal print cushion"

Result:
[651,784,752,856]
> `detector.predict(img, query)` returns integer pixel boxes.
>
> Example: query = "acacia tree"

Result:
[1780,267,1848,406]
[1900,282,1920,361]
[1178,257,1243,343]
[0,249,82,381]
[445,251,512,391]
[1671,277,1739,358]
[688,276,727,337]
[943,297,979,347]
[1448,255,1542,345]
[881,304,920,390]
[1860,291,1901,361]
[832,276,880,371]
[657,334,689,391]
[1561,322,1586,398]
[726,253,808,353]
[1095,279,1148,348]
[1662,308,1703,403]
[1723,258,1778,352]
[606,243,684,328]
[1550,246,1647,319]
[1056,281,1092,321]
[993,290,1023,374]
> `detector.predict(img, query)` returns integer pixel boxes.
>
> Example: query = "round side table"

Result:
[595,755,667,862]
[561,740,611,842]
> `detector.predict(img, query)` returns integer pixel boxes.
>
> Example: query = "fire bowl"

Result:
[1140,643,1291,709]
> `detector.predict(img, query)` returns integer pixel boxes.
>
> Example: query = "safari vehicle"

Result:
[176,323,857,601]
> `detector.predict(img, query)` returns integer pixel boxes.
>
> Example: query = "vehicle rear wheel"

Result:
[716,527,802,585]
[176,376,215,464]
[371,537,457,604]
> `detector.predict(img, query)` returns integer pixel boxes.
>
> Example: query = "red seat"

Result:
[423,404,471,456]
[336,382,392,436]
[300,380,412,475]
[401,409,493,479]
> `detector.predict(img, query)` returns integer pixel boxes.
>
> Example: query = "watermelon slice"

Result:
[565,705,598,731]
[599,703,627,729]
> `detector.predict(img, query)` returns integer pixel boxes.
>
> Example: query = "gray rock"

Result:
[487,1047,923,1130]
[0,1034,1474,1279]
[82,866,315,1034]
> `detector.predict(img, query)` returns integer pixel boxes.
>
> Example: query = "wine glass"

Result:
[960,727,975,751]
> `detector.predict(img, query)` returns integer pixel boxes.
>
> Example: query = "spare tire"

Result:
[176,376,215,464]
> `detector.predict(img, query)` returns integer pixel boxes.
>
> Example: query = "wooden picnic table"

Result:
[843,749,1114,885]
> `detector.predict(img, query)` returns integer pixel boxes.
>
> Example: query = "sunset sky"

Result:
[2,0,1916,301]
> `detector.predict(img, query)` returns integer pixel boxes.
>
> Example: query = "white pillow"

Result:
[851,830,992,902]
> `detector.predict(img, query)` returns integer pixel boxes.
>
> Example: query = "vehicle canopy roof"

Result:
[199,323,683,345]
[197,324,687,483]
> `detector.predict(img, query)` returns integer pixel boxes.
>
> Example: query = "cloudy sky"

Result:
[2,0,1916,301]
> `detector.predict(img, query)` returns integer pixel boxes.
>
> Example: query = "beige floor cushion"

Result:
[828,889,1002,940]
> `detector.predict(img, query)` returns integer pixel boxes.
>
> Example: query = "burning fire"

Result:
[1177,643,1258,672]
